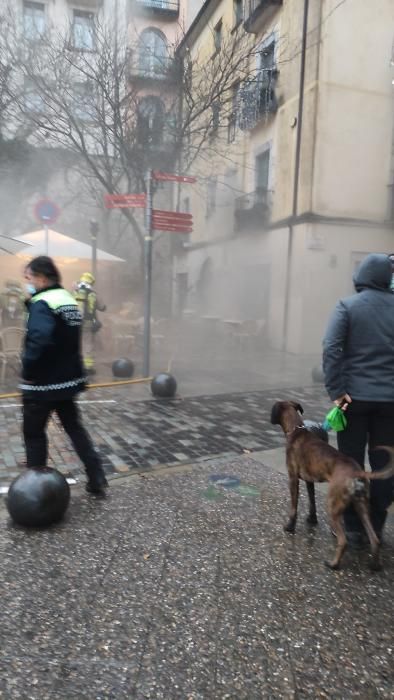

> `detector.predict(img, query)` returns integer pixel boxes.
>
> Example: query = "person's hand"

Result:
[334,394,352,411]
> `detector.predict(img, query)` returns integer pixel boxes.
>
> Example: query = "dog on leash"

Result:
[270,400,394,570]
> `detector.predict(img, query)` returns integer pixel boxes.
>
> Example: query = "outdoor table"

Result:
[222,319,243,327]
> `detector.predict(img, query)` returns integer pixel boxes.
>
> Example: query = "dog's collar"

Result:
[286,425,306,436]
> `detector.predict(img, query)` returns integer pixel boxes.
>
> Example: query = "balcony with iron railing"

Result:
[129,53,178,82]
[66,0,103,7]
[234,188,272,232]
[136,114,178,156]
[131,0,180,20]
[244,0,282,34]
[238,74,279,131]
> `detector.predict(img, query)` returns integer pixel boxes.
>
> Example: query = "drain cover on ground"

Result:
[235,484,260,497]
[202,485,225,501]
[209,475,241,488]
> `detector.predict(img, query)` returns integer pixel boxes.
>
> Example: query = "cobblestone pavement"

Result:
[0,455,393,699]
[0,385,329,488]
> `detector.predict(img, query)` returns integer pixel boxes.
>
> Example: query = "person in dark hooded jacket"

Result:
[323,253,394,544]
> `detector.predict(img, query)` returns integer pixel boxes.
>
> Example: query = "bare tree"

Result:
[3,6,262,262]
[0,9,27,156]
[177,27,255,172]
[8,16,147,254]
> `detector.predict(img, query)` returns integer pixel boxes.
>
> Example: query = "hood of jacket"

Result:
[353,254,392,292]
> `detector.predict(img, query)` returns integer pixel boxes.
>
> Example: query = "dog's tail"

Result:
[354,446,394,481]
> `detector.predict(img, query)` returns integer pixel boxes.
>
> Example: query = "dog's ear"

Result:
[290,401,304,415]
[270,402,282,425]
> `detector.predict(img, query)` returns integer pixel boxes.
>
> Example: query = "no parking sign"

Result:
[34,199,60,225]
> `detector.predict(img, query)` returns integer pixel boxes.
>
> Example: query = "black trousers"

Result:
[337,400,394,534]
[23,398,103,479]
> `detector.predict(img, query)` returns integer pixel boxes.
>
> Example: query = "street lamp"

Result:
[90,219,99,280]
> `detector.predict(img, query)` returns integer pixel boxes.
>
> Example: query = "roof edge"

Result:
[177,0,221,53]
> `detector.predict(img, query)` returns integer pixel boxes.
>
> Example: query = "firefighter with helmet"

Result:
[74,272,106,374]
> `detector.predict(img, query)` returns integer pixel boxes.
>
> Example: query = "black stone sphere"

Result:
[112,358,135,379]
[303,419,329,443]
[311,366,325,383]
[151,372,177,398]
[6,468,70,527]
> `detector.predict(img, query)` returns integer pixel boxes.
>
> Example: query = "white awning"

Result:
[13,229,125,262]
[0,235,33,255]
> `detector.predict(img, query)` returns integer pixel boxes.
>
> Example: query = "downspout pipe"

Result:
[292,0,310,219]
[282,0,310,351]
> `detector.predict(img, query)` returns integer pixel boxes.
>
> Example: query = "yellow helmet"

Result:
[80,272,95,285]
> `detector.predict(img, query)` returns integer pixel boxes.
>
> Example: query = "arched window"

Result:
[137,96,165,146]
[138,28,168,77]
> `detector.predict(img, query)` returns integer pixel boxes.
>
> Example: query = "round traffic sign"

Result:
[34,199,60,225]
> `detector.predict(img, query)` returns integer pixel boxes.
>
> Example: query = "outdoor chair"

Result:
[110,317,136,357]
[233,319,266,353]
[151,318,168,352]
[0,327,24,384]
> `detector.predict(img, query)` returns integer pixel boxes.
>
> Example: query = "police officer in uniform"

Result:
[21,256,108,496]
[73,272,106,374]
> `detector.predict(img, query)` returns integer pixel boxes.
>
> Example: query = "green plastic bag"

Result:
[322,406,347,432]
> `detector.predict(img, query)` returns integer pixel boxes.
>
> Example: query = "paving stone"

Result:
[1,456,392,698]
[0,386,329,487]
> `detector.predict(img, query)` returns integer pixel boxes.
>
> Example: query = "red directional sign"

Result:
[153,209,192,222]
[152,209,193,233]
[153,224,193,233]
[104,193,146,209]
[152,171,196,184]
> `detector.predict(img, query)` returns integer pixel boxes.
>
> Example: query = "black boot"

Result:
[86,470,108,497]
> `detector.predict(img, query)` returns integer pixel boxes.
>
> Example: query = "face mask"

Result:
[25,283,36,296]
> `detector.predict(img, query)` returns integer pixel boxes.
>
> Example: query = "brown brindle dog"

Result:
[270,400,394,570]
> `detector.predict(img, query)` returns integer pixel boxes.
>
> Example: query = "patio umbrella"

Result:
[0,235,33,255]
[15,229,125,262]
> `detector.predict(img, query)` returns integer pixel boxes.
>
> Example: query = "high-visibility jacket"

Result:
[21,285,86,401]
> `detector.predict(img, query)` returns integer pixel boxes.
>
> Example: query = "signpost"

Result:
[143,172,153,379]
[152,209,193,233]
[152,171,197,184]
[104,173,196,377]
[104,193,146,209]
[34,199,60,255]
[152,224,193,234]
[90,220,99,280]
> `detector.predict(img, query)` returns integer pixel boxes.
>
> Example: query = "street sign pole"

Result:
[90,220,99,280]
[34,200,60,252]
[102,178,195,377]
[143,170,153,378]
[92,233,97,280]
